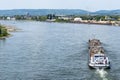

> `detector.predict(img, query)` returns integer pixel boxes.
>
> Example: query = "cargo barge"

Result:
[88,39,110,69]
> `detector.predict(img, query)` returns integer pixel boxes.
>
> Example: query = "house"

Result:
[6,16,16,20]
[74,17,82,22]
[58,16,72,20]
[57,15,73,20]
[7,17,11,20]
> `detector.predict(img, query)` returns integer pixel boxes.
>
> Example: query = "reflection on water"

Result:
[0,38,6,47]
[0,20,120,80]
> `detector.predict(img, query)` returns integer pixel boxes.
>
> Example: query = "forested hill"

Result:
[0,9,120,16]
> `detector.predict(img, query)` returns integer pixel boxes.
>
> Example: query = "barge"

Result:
[88,39,110,69]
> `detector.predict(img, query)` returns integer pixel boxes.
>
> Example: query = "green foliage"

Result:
[0,14,120,22]
[0,25,9,37]
[47,14,56,20]
[15,15,25,20]
[39,16,47,21]
[29,16,47,21]
[55,19,71,23]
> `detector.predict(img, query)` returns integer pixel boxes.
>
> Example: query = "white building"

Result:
[74,17,82,22]
[6,17,16,20]
[7,17,11,20]
[11,18,16,20]
[58,16,72,20]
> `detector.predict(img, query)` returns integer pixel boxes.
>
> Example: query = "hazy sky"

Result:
[0,0,119,11]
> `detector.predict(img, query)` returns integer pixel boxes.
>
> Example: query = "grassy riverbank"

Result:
[0,25,9,38]
[0,24,20,39]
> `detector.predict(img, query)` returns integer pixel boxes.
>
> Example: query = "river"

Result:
[0,20,120,80]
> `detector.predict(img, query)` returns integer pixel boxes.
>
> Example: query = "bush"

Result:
[0,25,9,37]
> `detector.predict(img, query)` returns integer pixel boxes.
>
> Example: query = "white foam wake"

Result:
[96,68,108,80]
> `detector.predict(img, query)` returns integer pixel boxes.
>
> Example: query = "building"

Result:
[6,17,16,20]
[7,17,11,20]
[74,17,82,22]
[58,16,72,20]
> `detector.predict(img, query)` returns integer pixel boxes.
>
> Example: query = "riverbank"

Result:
[0,24,20,39]
[5,25,21,32]
[0,14,120,26]
[45,20,120,26]
[71,20,117,26]
[0,25,9,39]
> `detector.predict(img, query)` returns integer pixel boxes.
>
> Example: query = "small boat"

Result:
[88,39,110,69]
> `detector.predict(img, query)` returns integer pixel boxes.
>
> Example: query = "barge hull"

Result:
[88,39,110,69]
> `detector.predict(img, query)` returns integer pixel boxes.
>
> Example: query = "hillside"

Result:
[0,9,120,16]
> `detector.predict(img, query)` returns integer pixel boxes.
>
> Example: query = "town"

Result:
[0,13,120,26]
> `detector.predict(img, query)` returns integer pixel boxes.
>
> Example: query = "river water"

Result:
[0,20,120,80]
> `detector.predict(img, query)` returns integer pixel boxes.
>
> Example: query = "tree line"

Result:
[0,14,120,21]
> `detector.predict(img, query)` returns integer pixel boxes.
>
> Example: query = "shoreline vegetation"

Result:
[0,24,20,39]
[0,14,120,26]
[0,25,9,39]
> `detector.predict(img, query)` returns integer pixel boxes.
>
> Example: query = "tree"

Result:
[0,25,9,37]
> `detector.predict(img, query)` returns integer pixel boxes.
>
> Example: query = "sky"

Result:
[0,0,119,11]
